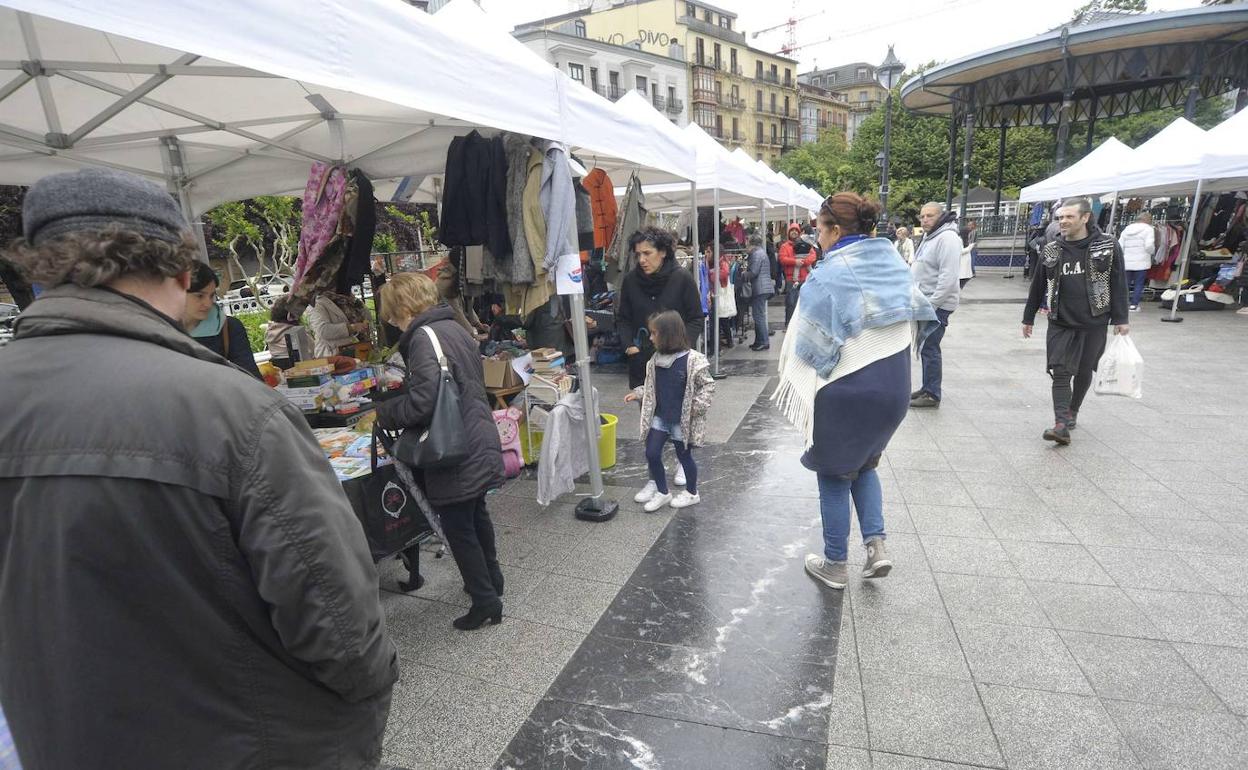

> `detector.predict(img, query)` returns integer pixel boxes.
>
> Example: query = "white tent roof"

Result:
[1200,108,1248,193]
[1102,118,1208,197]
[0,0,692,217]
[1019,137,1135,202]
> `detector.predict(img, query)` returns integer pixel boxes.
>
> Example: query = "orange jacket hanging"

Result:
[582,168,618,251]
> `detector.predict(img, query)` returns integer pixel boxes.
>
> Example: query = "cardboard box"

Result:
[482,356,522,389]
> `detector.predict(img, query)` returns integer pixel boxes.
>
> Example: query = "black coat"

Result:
[439,130,510,259]
[616,258,703,351]
[377,304,504,506]
[194,315,262,379]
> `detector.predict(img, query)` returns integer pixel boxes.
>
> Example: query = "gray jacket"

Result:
[911,220,962,312]
[748,246,774,299]
[0,286,396,770]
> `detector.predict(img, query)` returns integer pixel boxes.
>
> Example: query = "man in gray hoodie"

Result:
[909,202,963,408]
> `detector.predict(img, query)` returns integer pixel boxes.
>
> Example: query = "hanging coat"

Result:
[610,172,647,292]
[540,141,579,277]
[582,168,618,250]
[335,170,376,294]
[500,133,536,285]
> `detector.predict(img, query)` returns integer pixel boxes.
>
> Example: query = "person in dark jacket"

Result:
[0,168,398,770]
[1023,197,1130,446]
[376,272,506,631]
[183,262,262,379]
[745,232,774,351]
[617,226,703,389]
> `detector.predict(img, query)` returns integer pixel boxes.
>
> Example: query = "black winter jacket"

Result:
[378,304,504,506]
[0,286,397,770]
[617,258,704,352]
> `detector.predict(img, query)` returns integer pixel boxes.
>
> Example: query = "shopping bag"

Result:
[1094,334,1144,399]
[341,430,432,561]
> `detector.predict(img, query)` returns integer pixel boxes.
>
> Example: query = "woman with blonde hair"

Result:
[376,273,506,631]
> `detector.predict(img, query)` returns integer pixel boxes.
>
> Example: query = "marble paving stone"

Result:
[1047,490,1129,517]
[1172,642,1248,716]
[977,683,1140,770]
[453,618,585,696]
[1085,545,1221,594]
[1058,514,1164,549]
[577,507,674,549]
[1123,588,1248,648]
[934,573,1050,627]
[546,633,836,742]
[1110,492,1209,519]
[828,614,870,749]
[979,508,1078,544]
[870,752,999,769]
[1134,516,1240,553]
[884,449,953,473]
[906,505,996,539]
[1177,551,1248,597]
[826,744,871,770]
[1028,581,1159,638]
[383,662,451,746]
[416,558,548,610]
[1059,631,1224,711]
[861,670,1003,767]
[507,572,621,634]
[496,700,828,769]
[1104,700,1248,770]
[592,581,842,666]
[385,673,540,770]
[954,621,1093,695]
[853,609,970,680]
[921,535,1019,578]
[543,539,652,586]
[961,482,1048,512]
[1000,540,1115,585]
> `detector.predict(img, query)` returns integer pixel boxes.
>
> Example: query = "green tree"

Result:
[775,130,855,197]
[205,200,263,288]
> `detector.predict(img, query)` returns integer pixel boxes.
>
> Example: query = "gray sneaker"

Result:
[805,554,848,589]
[863,538,893,578]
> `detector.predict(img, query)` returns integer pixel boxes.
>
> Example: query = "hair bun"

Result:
[857,198,882,231]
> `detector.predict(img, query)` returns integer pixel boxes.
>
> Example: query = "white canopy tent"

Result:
[1019,137,1135,203]
[0,0,707,515]
[1087,118,1209,198]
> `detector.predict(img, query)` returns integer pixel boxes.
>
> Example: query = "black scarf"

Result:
[634,255,677,293]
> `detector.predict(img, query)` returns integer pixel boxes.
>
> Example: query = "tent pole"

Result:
[1004,213,1020,279]
[691,179,704,355]
[711,186,724,378]
[1162,179,1204,324]
[160,135,207,261]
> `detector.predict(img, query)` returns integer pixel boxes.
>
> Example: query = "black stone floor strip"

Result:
[495,398,844,768]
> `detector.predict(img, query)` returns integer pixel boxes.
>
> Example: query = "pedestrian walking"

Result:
[617,226,704,389]
[377,273,507,630]
[894,226,915,264]
[959,219,978,288]
[627,310,715,512]
[1118,212,1155,311]
[0,168,398,769]
[745,232,774,351]
[773,192,937,590]
[1022,197,1129,445]
[910,201,962,408]
[779,222,817,327]
[705,241,736,349]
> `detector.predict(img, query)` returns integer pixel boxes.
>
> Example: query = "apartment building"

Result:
[516,0,801,166]
[798,62,891,144]
[798,82,849,145]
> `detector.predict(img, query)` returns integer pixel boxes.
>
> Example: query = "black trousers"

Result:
[1047,325,1107,425]
[434,495,500,608]
[627,347,653,389]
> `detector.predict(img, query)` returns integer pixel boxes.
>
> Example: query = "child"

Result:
[625,310,715,512]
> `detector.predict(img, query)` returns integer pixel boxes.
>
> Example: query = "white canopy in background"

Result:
[1019,137,1135,202]
[1200,107,1248,193]
[0,0,693,218]
[1096,118,1208,197]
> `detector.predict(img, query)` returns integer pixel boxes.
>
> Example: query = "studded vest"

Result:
[1040,232,1116,324]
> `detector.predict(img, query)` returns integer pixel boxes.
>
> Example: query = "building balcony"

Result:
[651,95,667,111]
[756,71,779,84]
[723,131,746,144]
[849,99,883,112]
[691,55,722,71]
[677,15,746,45]
[692,89,720,105]
[721,95,746,110]
[667,97,684,114]
[595,85,626,101]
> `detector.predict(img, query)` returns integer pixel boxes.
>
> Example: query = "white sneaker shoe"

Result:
[674,465,687,486]
[670,490,700,508]
[643,492,673,512]
[633,481,658,503]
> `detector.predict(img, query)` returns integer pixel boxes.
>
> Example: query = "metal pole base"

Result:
[1160,316,1185,323]
[574,496,619,522]
[711,372,729,381]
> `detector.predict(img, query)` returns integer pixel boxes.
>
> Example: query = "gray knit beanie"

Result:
[23,168,189,246]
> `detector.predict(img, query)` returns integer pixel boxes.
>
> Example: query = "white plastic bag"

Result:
[1095,334,1144,399]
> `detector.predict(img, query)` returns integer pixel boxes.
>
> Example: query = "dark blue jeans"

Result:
[920,308,952,400]
[751,294,770,348]
[1127,269,1148,307]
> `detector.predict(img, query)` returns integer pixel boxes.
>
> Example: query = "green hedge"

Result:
[234,311,268,353]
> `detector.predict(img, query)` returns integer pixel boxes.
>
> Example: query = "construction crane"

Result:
[750,6,825,57]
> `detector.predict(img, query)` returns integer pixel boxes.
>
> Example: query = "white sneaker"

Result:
[674,465,687,487]
[643,492,673,512]
[1129,305,1140,311]
[633,481,658,503]
[670,490,700,508]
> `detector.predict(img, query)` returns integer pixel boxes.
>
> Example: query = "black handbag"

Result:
[392,325,469,468]
[340,430,431,562]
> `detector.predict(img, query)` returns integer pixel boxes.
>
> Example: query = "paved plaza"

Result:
[377,275,1248,769]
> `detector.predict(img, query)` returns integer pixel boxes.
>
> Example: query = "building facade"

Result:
[797,82,849,145]
[514,28,690,127]
[516,0,800,166]
[799,62,890,144]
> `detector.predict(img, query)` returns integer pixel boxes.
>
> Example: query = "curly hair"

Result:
[626,226,675,263]
[4,225,199,288]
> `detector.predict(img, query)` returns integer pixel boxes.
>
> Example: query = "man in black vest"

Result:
[1022,197,1129,445]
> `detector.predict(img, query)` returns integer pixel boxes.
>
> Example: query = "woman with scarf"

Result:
[183,262,262,379]
[773,193,937,591]
[617,226,703,389]
[306,289,373,358]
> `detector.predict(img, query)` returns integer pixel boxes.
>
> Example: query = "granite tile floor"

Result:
[377,279,1248,769]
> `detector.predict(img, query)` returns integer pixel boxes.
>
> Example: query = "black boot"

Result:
[453,600,503,631]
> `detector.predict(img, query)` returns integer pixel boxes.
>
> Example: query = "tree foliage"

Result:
[774,130,855,198]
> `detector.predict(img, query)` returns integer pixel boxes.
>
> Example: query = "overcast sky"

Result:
[481,0,1206,72]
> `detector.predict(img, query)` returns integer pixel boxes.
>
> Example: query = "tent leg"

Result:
[1004,215,1020,279]
[569,286,617,521]
[691,179,705,355]
[1162,179,1204,324]
[711,187,725,380]
[161,135,207,261]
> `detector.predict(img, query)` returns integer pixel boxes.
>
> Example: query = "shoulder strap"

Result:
[421,325,449,371]
[221,321,230,357]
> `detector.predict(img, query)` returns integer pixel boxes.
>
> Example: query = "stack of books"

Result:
[530,347,566,377]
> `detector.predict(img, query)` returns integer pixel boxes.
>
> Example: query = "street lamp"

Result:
[876,45,905,231]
